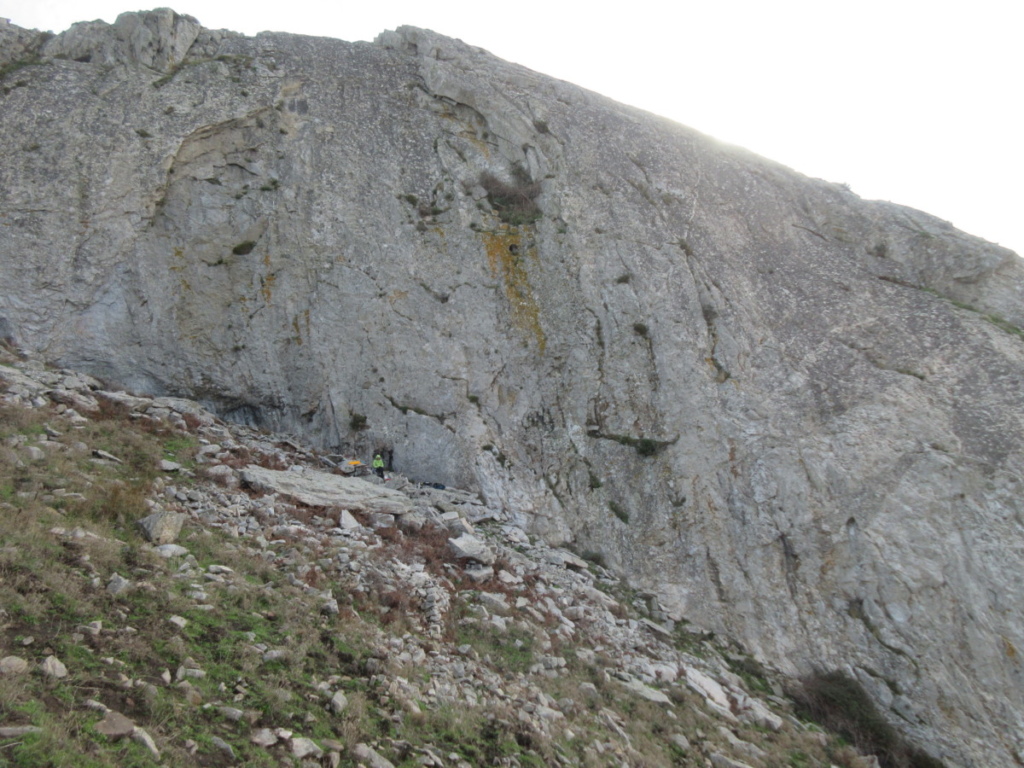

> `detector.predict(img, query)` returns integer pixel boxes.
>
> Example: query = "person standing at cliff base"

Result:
[372,454,385,479]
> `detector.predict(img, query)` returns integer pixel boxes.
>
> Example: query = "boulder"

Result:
[241,466,413,515]
[351,743,395,768]
[94,711,135,738]
[447,533,496,565]
[0,656,29,675]
[40,656,68,678]
[136,510,186,544]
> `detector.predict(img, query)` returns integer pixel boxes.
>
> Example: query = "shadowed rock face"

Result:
[2,12,1023,765]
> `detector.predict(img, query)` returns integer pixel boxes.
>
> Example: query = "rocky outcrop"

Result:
[1,12,1023,766]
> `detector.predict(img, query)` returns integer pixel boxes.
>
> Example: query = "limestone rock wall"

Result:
[2,13,1023,766]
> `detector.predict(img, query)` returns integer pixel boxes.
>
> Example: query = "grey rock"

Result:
[210,735,236,760]
[290,737,323,759]
[321,598,340,615]
[95,390,152,411]
[670,733,690,752]
[94,711,135,738]
[337,510,361,529]
[91,450,123,464]
[618,676,672,705]
[48,388,99,412]
[0,656,29,675]
[107,573,132,595]
[718,726,767,761]
[43,9,201,72]
[476,592,510,615]
[447,534,495,565]
[542,549,589,570]
[250,728,279,747]
[1,14,1022,766]
[351,743,395,768]
[136,510,186,544]
[329,690,348,713]
[463,565,494,583]
[154,543,189,558]
[444,516,474,536]
[40,655,68,678]
[203,464,239,487]
[241,466,413,515]
[131,727,160,758]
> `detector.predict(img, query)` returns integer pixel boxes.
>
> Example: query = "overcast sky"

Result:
[3,0,1021,257]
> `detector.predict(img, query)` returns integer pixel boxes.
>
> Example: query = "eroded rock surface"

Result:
[2,12,1023,766]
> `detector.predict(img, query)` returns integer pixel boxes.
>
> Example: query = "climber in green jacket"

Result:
[372,453,385,479]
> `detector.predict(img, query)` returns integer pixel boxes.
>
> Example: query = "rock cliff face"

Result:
[2,11,1023,765]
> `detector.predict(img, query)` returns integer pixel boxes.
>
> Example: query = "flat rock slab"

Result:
[95,711,135,738]
[618,676,672,705]
[241,466,413,515]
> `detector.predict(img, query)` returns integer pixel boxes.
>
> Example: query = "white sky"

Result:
[3,0,1022,256]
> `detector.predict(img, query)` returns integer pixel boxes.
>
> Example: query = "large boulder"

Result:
[241,465,413,515]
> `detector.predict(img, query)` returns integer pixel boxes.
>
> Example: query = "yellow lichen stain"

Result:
[169,247,186,272]
[388,289,408,305]
[1004,636,1018,660]
[260,273,276,303]
[481,228,546,353]
[464,132,491,158]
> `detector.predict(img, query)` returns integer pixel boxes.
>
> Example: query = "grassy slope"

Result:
[0,373,906,768]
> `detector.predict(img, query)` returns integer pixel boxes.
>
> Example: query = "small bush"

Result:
[580,550,606,568]
[232,241,256,256]
[634,438,658,457]
[633,322,648,337]
[349,412,367,431]
[0,56,43,81]
[789,670,946,768]
[609,501,629,523]
[790,671,899,757]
